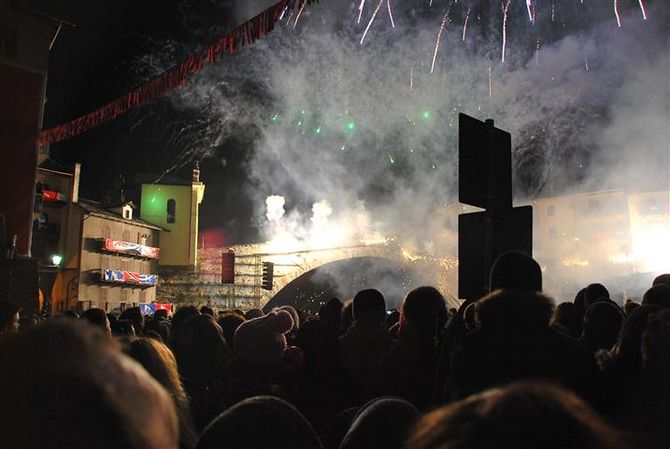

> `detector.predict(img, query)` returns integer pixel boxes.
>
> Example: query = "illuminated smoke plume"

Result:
[157,1,668,299]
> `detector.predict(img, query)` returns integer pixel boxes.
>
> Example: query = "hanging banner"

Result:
[102,269,157,286]
[103,238,160,259]
[39,0,316,147]
[139,303,173,315]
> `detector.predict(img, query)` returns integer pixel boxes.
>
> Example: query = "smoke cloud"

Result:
[165,1,669,300]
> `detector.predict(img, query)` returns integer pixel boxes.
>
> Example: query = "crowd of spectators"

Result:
[0,251,669,449]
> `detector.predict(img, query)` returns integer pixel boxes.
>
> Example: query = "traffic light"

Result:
[221,251,235,284]
[261,261,274,290]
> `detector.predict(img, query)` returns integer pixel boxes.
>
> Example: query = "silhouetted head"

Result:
[217,311,246,349]
[0,320,178,449]
[171,305,200,332]
[401,286,447,339]
[245,308,265,320]
[341,397,419,449]
[171,315,229,385]
[199,306,214,316]
[641,309,670,371]
[195,396,321,449]
[623,299,640,317]
[584,283,610,304]
[80,308,111,336]
[551,302,580,338]
[581,301,624,352]
[488,251,542,293]
[353,289,386,324]
[406,381,626,449]
[642,284,670,307]
[652,273,670,287]
[120,307,144,334]
[318,297,342,330]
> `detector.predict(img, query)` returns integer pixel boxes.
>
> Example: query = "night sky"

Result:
[30,0,276,244]
[27,0,670,251]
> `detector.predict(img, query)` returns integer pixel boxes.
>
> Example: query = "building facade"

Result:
[52,200,162,313]
[139,163,205,269]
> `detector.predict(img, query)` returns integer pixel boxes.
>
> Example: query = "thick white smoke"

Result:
[168,1,669,300]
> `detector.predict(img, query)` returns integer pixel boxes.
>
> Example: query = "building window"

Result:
[547,205,556,216]
[167,199,176,224]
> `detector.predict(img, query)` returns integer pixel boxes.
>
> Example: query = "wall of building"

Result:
[0,5,55,255]
[77,215,159,310]
[140,183,203,267]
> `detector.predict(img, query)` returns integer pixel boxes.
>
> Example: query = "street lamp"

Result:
[51,254,63,267]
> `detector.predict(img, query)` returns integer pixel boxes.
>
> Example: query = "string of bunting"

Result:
[39,0,316,148]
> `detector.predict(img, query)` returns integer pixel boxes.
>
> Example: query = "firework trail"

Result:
[462,8,470,41]
[387,0,395,28]
[410,65,414,90]
[293,0,307,29]
[501,0,511,63]
[584,52,589,72]
[488,65,492,97]
[534,38,541,66]
[279,6,288,21]
[357,0,365,24]
[526,0,535,24]
[552,0,556,22]
[613,0,622,27]
[638,0,648,20]
[360,0,385,45]
[430,8,450,73]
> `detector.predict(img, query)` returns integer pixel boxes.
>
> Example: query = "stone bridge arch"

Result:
[188,243,459,311]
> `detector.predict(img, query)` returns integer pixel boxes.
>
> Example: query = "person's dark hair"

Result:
[153,309,169,320]
[318,297,342,330]
[80,308,110,334]
[119,307,144,335]
[113,319,136,337]
[488,251,542,292]
[216,311,246,349]
[0,320,178,449]
[352,289,386,324]
[609,304,662,374]
[584,283,610,304]
[195,396,322,449]
[551,302,579,338]
[0,301,21,333]
[623,299,640,317]
[341,397,419,449]
[652,273,670,287]
[387,309,400,330]
[244,308,265,320]
[171,314,229,386]
[124,337,197,449]
[581,301,624,352]
[642,284,670,307]
[463,302,478,331]
[171,305,200,332]
[406,381,628,449]
[200,306,214,316]
[401,286,447,341]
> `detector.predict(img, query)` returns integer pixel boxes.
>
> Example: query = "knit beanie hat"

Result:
[234,310,294,365]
